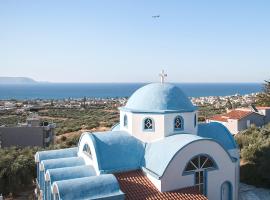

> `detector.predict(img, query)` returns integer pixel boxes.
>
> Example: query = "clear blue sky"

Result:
[0,0,269,83]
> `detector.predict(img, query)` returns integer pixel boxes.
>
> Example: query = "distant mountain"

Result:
[0,77,38,84]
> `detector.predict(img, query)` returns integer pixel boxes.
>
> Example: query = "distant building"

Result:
[0,113,55,148]
[207,106,270,134]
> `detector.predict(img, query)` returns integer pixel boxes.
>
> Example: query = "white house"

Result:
[208,106,270,134]
[35,75,239,200]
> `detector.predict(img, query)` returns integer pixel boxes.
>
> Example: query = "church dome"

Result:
[124,83,196,113]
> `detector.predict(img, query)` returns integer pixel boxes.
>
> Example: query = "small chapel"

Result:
[35,72,239,200]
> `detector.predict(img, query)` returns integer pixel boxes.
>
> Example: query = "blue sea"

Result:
[0,83,263,100]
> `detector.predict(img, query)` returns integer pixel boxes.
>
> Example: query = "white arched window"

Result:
[144,118,154,131]
[83,144,92,158]
[124,114,128,127]
[183,154,217,194]
[174,116,184,131]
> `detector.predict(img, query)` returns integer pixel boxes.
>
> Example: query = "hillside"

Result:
[0,77,37,84]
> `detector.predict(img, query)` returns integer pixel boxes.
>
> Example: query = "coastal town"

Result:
[1,1,270,199]
[0,92,260,117]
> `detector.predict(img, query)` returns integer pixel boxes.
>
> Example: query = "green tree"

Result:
[256,79,270,106]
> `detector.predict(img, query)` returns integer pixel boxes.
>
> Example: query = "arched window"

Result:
[144,118,154,131]
[174,116,184,131]
[194,114,197,127]
[83,144,92,158]
[124,115,128,127]
[183,154,217,194]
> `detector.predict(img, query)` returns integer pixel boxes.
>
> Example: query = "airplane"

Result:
[152,15,160,18]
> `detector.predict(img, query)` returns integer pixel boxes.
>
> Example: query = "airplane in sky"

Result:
[152,15,160,18]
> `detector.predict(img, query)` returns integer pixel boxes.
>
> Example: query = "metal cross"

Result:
[159,70,167,83]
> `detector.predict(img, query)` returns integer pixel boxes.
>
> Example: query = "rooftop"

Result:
[121,83,196,113]
[114,170,207,200]
[209,110,254,122]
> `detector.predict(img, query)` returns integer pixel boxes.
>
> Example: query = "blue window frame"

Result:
[194,114,197,127]
[174,115,184,131]
[183,154,217,195]
[143,118,154,131]
[124,114,128,127]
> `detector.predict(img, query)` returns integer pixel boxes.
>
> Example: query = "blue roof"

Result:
[121,83,196,113]
[143,134,205,178]
[53,174,125,200]
[111,123,120,131]
[41,157,85,172]
[35,147,78,163]
[89,131,145,173]
[198,122,238,150]
[47,165,96,184]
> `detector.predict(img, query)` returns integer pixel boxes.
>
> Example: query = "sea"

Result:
[0,83,263,100]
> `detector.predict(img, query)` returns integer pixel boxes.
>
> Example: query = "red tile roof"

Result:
[209,110,253,122]
[256,106,270,110]
[114,170,207,200]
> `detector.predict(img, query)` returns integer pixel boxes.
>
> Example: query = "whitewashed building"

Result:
[35,74,239,200]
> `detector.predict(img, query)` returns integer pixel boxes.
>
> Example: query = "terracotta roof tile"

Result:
[209,110,253,122]
[114,170,207,200]
[256,106,270,110]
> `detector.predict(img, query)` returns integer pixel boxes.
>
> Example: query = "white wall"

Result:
[119,110,133,134]
[158,140,238,200]
[132,113,165,142]
[164,111,198,136]
[120,110,198,142]
[77,133,100,174]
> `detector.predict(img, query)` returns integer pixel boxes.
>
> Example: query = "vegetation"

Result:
[0,147,39,196]
[0,104,119,197]
[256,79,270,106]
[235,124,270,188]
[198,105,225,122]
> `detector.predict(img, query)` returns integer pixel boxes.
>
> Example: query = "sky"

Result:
[0,0,269,83]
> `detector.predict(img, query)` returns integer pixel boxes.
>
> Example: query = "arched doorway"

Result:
[221,181,232,200]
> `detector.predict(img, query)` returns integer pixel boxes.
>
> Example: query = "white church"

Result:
[35,72,239,200]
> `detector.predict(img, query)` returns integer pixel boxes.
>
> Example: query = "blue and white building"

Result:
[35,74,239,200]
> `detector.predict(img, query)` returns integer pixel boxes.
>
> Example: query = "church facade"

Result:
[35,79,239,200]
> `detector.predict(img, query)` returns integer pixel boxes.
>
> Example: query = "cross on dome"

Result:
[159,70,167,84]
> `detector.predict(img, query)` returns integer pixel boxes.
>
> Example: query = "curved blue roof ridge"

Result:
[122,83,196,113]
[47,165,96,184]
[198,122,238,150]
[41,157,85,172]
[143,134,236,179]
[111,122,120,131]
[53,174,125,200]
[35,147,78,163]
[89,131,145,173]
[46,165,96,200]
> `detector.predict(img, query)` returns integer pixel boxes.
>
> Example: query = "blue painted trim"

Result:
[194,114,197,127]
[123,114,128,128]
[220,181,233,200]
[205,170,208,196]
[174,115,184,131]
[142,117,155,132]
[119,106,197,114]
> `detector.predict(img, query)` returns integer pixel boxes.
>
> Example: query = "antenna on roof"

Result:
[159,70,167,84]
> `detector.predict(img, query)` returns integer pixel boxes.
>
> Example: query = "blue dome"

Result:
[123,83,196,113]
